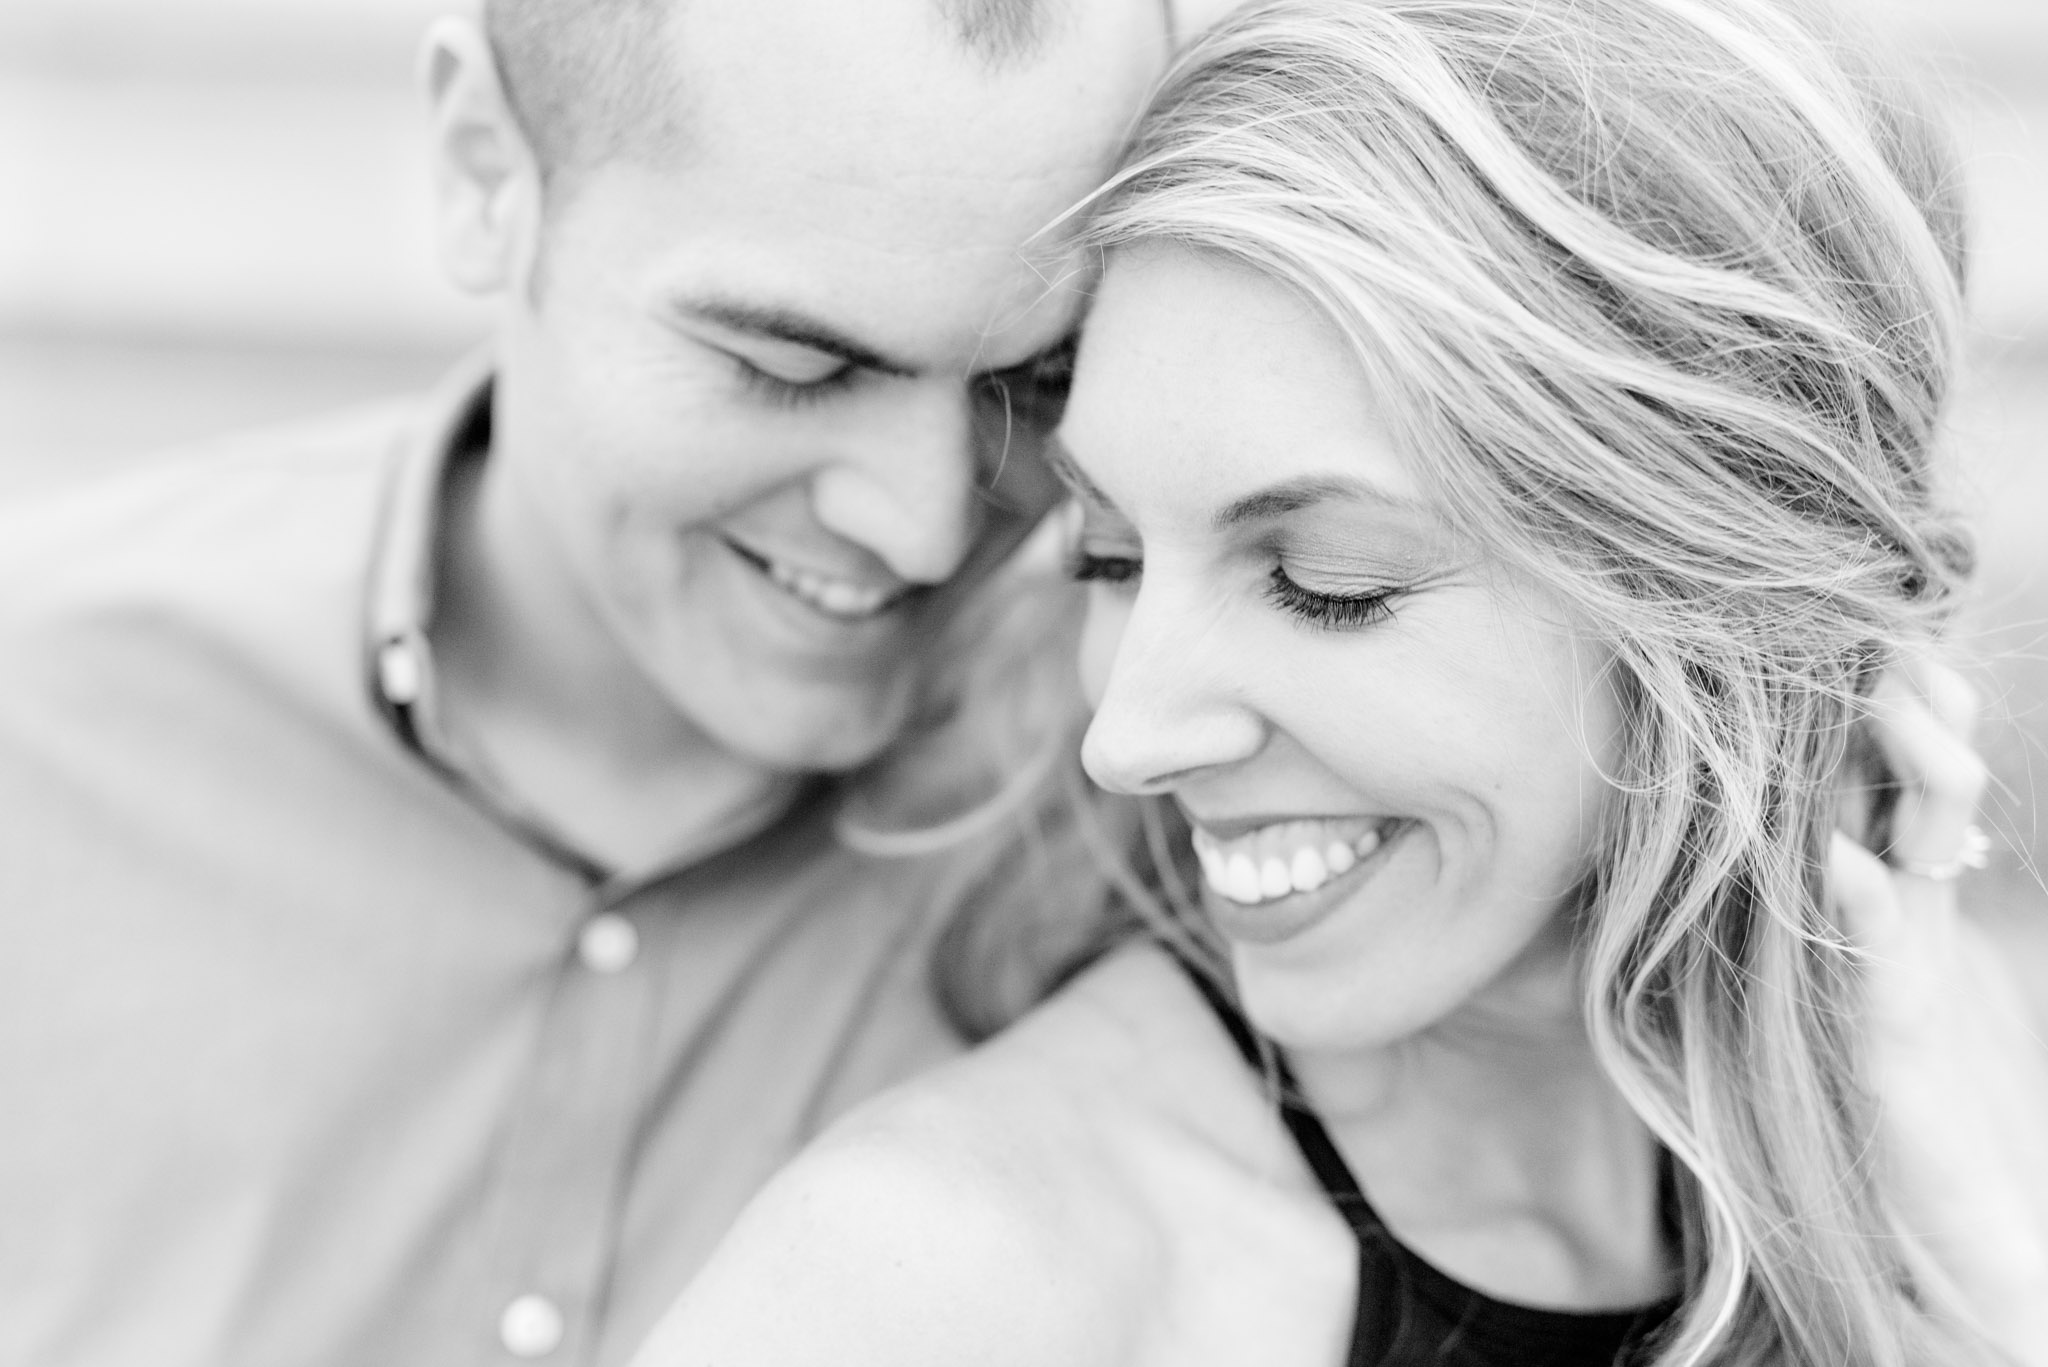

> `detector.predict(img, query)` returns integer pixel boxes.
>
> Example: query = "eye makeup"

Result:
[1264,567,1402,630]
[1277,505,1474,629]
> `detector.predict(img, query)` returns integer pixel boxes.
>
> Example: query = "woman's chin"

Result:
[1227,949,1422,1055]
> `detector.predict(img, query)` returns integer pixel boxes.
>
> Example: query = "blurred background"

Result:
[2,0,2045,1004]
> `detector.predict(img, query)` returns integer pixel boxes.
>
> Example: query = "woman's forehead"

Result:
[1060,251,1423,520]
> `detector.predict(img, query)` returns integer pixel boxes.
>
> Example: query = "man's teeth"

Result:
[1192,820,1389,906]
[763,557,895,620]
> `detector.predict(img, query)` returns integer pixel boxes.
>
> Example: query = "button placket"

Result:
[499,1294,566,1358]
[376,637,424,706]
[577,914,639,974]
[476,891,661,1365]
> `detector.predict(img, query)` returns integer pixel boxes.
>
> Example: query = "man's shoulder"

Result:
[0,396,438,673]
[0,392,443,751]
[0,397,415,584]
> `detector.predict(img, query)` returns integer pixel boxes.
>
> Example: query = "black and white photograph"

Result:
[4,0,2046,1362]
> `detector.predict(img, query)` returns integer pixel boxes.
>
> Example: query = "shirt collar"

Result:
[359,352,622,879]
[365,350,492,713]
[360,353,827,889]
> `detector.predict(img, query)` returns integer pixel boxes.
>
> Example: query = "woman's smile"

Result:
[1062,247,1623,1050]
[1191,815,1412,945]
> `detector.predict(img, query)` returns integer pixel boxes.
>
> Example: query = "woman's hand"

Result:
[1832,659,2048,1361]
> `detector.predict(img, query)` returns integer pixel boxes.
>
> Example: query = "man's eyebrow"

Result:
[676,298,919,378]
[1212,476,1421,532]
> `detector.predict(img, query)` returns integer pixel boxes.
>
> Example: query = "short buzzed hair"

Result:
[485,0,683,179]
[937,0,1063,63]
[485,0,1064,180]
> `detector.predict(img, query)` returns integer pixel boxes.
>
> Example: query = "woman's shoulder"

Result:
[870,942,1317,1232]
[631,943,1352,1367]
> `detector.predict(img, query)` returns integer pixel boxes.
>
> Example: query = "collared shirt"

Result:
[0,362,965,1366]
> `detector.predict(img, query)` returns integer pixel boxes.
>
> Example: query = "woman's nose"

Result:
[1079,582,1265,797]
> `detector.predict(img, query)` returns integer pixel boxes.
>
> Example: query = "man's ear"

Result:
[420,16,543,297]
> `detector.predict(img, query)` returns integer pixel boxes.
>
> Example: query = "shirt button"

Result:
[577,914,639,974]
[499,1293,565,1358]
[377,639,423,705]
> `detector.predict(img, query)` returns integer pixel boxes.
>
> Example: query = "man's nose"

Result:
[1080,580,1266,798]
[808,385,979,585]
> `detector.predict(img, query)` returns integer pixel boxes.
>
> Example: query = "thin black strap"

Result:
[1174,955,1380,1236]
[1176,955,1266,1071]
[1173,952,1681,1367]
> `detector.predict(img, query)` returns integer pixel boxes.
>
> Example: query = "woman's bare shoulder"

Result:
[630,943,1340,1367]
[630,1093,1144,1367]
[875,942,1308,1211]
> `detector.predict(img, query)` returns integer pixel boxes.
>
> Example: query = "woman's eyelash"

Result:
[1066,549,1141,585]
[1266,567,1399,629]
[733,356,858,408]
[1069,553,1399,631]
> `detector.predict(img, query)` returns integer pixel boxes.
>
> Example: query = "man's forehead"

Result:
[669,0,1165,191]
[606,0,1160,370]
[654,223,1095,374]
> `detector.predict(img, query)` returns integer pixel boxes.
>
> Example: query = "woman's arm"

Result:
[1837,660,2048,1362]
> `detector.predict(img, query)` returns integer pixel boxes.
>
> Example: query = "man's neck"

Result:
[428,449,803,876]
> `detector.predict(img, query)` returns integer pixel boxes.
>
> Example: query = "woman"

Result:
[636,0,2048,1361]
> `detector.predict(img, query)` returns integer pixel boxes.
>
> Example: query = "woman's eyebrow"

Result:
[1044,435,1119,510]
[1211,476,1420,532]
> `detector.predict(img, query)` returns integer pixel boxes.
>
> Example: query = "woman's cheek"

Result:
[1077,586,1134,710]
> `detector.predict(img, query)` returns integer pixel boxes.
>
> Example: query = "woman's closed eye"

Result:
[1067,547,1404,631]
[1067,548,1143,586]
[1266,566,1401,630]
[1062,496,1145,587]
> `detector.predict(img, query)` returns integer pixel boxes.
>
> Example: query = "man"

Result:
[0,1,1166,1362]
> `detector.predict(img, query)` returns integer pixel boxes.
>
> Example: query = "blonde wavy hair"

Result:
[1015,0,1988,1361]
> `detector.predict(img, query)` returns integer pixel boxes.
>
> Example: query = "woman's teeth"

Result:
[763,557,896,620]
[1192,820,1388,906]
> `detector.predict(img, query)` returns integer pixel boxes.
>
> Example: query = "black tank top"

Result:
[1177,959,1680,1367]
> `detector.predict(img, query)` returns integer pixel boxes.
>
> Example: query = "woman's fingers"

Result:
[1864,664,1988,877]
[1837,660,1998,1037]
[1830,827,1905,951]
[1846,665,2048,1357]
[1899,654,1981,742]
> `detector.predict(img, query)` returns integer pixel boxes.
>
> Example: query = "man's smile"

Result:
[722,536,915,623]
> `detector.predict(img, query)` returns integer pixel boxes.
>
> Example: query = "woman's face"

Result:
[1060,248,1625,1052]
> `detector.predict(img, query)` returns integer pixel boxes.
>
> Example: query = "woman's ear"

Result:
[419,16,543,297]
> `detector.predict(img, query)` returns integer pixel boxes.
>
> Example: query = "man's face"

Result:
[487,0,1166,773]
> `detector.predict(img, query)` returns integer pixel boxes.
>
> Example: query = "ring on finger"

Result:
[1887,824,1993,882]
